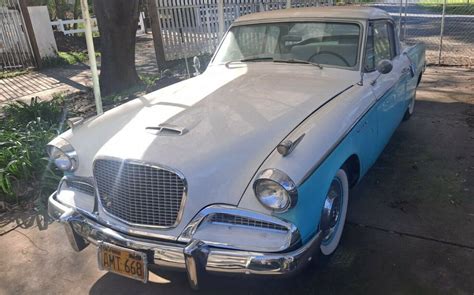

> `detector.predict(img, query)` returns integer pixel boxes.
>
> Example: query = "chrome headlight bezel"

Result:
[46,137,78,171]
[253,169,298,212]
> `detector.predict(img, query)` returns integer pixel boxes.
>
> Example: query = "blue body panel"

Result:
[278,75,413,243]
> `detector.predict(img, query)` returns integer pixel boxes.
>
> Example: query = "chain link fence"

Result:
[347,0,473,66]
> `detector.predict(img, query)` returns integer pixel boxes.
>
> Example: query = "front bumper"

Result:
[49,192,323,289]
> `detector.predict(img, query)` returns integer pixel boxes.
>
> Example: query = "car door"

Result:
[364,20,409,155]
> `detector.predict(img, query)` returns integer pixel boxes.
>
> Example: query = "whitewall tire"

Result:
[320,169,349,256]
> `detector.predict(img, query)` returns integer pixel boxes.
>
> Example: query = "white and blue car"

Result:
[48,7,425,289]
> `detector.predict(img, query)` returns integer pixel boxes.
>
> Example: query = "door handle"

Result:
[402,65,416,77]
[401,67,410,74]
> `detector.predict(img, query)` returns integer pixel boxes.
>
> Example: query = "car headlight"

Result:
[46,137,78,171]
[253,169,298,212]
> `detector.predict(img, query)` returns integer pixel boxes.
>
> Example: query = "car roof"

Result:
[233,6,391,24]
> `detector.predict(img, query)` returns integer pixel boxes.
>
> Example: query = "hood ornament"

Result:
[277,134,305,157]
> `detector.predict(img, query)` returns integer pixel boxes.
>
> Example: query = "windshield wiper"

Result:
[240,57,274,62]
[273,58,323,69]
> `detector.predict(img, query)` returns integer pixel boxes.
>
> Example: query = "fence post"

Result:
[147,0,166,69]
[218,0,224,41]
[58,19,65,33]
[287,0,292,9]
[403,0,407,40]
[18,0,42,68]
[438,0,446,66]
[398,0,402,38]
[80,0,102,115]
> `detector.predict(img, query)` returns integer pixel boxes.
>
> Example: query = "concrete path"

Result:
[0,34,158,106]
[0,67,473,294]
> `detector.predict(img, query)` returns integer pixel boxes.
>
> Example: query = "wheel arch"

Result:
[341,154,361,188]
[417,71,423,86]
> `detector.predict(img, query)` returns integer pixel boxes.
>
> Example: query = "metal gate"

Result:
[0,0,35,71]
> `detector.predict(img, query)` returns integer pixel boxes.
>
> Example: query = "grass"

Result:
[418,0,474,14]
[0,70,30,80]
[41,51,100,68]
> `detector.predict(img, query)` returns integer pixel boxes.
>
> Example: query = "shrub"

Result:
[0,97,66,206]
[3,97,65,125]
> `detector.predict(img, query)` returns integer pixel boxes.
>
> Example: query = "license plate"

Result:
[97,242,148,283]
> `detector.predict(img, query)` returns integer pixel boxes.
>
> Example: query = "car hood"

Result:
[65,63,359,236]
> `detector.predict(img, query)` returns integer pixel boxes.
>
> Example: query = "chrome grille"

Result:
[94,159,186,227]
[209,213,288,232]
[66,180,95,196]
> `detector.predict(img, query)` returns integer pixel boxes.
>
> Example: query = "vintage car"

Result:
[47,6,425,289]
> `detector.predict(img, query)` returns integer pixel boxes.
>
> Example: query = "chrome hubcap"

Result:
[321,179,343,244]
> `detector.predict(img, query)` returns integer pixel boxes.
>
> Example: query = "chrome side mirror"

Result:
[376,59,393,75]
[193,56,201,76]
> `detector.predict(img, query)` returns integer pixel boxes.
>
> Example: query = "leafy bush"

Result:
[0,97,65,206]
[3,97,65,125]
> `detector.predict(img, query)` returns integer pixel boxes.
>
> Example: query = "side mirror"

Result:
[193,56,201,76]
[376,59,393,75]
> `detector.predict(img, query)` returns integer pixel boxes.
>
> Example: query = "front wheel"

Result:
[319,169,349,256]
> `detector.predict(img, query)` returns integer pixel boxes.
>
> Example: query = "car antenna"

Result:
[358,70,364,86]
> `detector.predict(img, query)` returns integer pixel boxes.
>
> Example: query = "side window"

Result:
[365,21,396,72]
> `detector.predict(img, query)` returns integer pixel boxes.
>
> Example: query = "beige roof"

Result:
[233,6,391,24]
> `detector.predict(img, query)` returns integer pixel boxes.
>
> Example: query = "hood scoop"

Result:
[146,123,188,136]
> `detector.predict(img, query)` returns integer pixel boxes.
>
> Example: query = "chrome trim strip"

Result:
[92,156,188,230]
[298,79,400,186]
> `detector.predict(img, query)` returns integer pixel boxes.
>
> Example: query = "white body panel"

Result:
[58,63,360,238]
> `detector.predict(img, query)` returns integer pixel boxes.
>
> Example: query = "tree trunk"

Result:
[73,0,80,29]
[93,0,141,96]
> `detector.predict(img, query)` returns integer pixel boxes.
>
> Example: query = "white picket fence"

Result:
[156,0,332,60]
[51,12,146,36]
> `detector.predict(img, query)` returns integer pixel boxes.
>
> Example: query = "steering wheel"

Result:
[307,51,351,67]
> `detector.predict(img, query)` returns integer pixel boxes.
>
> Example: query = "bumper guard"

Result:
[48,192,322,289]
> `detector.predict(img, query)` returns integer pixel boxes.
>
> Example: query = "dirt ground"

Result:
[0,66,473,295]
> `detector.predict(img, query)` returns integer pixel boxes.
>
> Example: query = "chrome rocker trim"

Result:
[49,192,323,290]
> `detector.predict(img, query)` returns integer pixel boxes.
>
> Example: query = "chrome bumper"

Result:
[48,192,322,289]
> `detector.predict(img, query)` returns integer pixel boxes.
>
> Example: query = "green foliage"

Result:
[415,0,474,15]
[0,70,30,80]
[140,74,161,88]
[2,97,65,125]
[41,51,99,68]
[0,97,65,205]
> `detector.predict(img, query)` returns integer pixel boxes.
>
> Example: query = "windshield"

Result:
[213,22,361,69]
